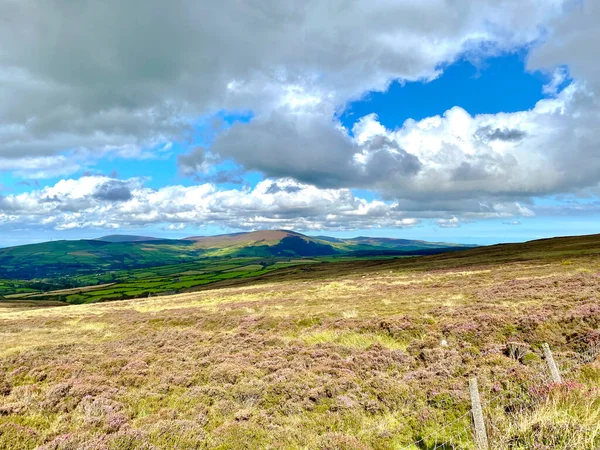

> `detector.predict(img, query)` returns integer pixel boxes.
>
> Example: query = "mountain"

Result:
[185,230,472,256]
[316,235,469,254]
[0,230,473,279]
[96,235,163,243]
[183,230,338,257]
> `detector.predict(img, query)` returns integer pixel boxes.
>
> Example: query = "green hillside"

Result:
[0,239,202,279]
[0,230,471,280]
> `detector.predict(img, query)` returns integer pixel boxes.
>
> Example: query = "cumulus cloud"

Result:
[0,176,533,233]
[4,0,600,234]
[436,217,461,228]
[0,0,566,178]
[199,80,600,209]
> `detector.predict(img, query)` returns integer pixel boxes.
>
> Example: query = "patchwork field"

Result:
[1,235,600,449]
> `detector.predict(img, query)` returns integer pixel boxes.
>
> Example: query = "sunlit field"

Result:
[1,235,599,449]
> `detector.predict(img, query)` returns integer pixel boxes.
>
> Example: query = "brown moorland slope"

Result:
[0,234,599,449]
[184,230,306,248]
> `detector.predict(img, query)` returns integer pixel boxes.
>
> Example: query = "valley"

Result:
[0,230,471,304]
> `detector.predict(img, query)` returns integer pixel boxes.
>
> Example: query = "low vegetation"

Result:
[0,230,470,281]
[0,234,599,449]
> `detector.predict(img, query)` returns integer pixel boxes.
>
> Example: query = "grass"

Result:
[0,231,469,282]
[297,330,409,351]
[0,234,599,448]
[0,258,323,304]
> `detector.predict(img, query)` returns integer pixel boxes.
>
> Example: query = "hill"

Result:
[96,235,163,243]
[184,230,339,257]
[0,230,472,280]
[0,233,598,449]
[184,230,472,257]
[0,239,201,280]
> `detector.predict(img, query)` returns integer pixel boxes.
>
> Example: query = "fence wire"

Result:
[395,329,600,450]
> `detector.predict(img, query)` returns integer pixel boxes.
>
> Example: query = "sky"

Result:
[1,0,600,247]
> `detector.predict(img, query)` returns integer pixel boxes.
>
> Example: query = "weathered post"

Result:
[542,343,562,383]
[469,377,489,450]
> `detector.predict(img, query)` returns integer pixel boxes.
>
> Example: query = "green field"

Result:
[1,257,324,304]
[0,231,472,281]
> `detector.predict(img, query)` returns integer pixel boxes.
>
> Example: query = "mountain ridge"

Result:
[0,230,475,279]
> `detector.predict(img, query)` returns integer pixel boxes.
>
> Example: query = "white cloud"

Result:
[0,176,533,233]
[5,0,600,233]
[0,0,566,178]
[436,217,461,228]
[199,80,600,208]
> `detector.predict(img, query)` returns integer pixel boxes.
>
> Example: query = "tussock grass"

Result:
[298,330,408,351]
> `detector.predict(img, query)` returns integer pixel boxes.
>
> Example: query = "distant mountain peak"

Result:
[184,229,306,244]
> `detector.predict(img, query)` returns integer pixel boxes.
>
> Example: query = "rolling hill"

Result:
[0,230,473,279]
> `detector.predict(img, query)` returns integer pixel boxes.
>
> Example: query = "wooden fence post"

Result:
[469,377,489,450]
[542,343,562,383]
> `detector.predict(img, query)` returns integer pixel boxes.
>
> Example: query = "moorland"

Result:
[0,233,599,448]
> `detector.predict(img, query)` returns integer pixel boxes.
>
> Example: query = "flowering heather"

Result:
[1,237,600,449]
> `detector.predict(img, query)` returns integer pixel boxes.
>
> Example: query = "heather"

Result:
[1,235,599,449]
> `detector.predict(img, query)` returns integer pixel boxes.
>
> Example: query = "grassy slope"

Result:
[0,239,203,280]
[0,234,599,448]
[0,231,472,281]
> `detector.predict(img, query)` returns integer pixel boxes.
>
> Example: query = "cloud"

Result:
[435,217,461,228]
[177,147,207,176]
[266,182,302,195]
[474,126,527,142]
[6,1,600,234]
[199,80,600,209]
[528,2,600,93]
[0,0,565,178]
[194,110,424,190]
[92,180,133,202]
[0,175,535,233]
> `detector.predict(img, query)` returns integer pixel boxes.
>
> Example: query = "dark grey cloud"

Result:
[92,181,133,202]
[528,2,600,93]
[177,147,206,175]
[39,195,62,204]
[266,182,302,194]
[205,111,358,188]
[362,136,423,177]
[475,126,527,142]
[200,111,423,190]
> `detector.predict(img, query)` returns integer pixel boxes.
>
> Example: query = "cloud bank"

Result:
[2,0,600,235]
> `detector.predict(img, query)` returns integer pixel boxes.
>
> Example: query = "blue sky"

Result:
[1,1,598,247]
[340,53,552,130]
